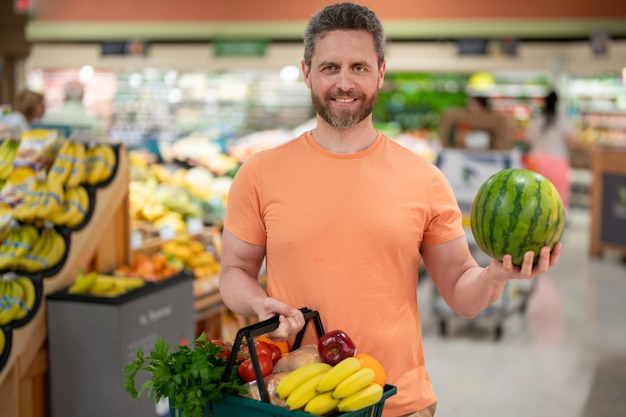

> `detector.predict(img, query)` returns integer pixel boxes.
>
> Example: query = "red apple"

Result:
[318,330,357,365]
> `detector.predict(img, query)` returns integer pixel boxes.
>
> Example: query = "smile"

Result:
[333,98,357,103]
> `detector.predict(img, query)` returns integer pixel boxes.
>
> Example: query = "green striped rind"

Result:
[470,168,565,266]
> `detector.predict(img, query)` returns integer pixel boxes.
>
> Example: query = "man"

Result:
[42,81,104,140]
[219,3,561,416]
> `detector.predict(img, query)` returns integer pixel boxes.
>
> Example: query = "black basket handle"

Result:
[222,307,325,403]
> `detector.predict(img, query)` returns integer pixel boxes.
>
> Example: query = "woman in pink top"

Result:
[526,90,579,209]
[219,3,561,416]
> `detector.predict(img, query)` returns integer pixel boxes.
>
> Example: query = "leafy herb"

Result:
[124,333,246,417]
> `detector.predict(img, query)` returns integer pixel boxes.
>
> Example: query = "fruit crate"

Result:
[170,308,397,417]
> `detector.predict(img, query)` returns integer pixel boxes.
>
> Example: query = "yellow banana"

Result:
[276,362,333,399]
[18,227,65,273]
[15,226,52,273]
[3,224,39,268]
[43,228,67,270]
[13,276,36,320]
[0,229,20,269]
[48,140,74,185]
[336,383,384,412]
[65,186,90,228]
[285,373,327,411]
[36,176,64,220]
[317,356,362,393]
[68,271,99,294]
[87,144,116,184]
[13,178,46,223]
[304,392,340,416]
[0,279,23,326]
[66,141,87,187]
[89,281,127,298]
[332,368,376,399]
[95,275,145,290]
[0,139,20,180]
[0,327,5,353]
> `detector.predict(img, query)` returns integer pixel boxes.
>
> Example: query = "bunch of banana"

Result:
[12,173,64,223]
[0,275,36,325]
[50,185,90,228]
[0,223,39,270]
[86,144,117,185]
[48,140,87,187]
[0,139,20,180]
[14,226,66,273]
[276,356,384,415]
[67,270,145,298]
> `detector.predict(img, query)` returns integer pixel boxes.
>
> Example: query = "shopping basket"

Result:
[170,307,397,417]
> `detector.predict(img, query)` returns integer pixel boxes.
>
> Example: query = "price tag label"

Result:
[186,217,203,235]
[158,225,176,241]
[130,230,143,249]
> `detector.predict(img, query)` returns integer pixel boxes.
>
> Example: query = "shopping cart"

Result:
[432,148,537,340]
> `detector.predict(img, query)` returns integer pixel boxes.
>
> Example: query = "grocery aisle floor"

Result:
[417,206,626,417]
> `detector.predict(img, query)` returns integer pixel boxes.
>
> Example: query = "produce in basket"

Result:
[275,352,386,414]
[124,333,246,417]
[318,329,357,365]
[470,168,565,266]
[273,343,321,373]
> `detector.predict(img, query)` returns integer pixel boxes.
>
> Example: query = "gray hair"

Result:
[64,81,85,101]
[303,2,386,68]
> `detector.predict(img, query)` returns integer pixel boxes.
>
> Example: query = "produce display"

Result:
[125,325,390,417]
[470,168,565,266]
[0,130,122,371]
[66,270,146,298]
[114,253,181,282]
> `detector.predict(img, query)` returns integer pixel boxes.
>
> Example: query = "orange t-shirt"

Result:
[224,131,464,416]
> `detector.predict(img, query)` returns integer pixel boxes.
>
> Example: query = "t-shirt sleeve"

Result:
[223,154,267,246]
[421,167,465,247]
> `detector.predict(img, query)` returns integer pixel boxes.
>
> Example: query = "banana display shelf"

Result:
[170,308,397,417]
[0,143,122,372]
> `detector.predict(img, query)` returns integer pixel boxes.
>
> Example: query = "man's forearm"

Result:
[219,269,268,317]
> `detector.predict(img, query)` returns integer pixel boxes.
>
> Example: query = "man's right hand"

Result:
[257,297,305,341]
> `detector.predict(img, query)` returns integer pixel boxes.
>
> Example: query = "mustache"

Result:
[330,89,361,99]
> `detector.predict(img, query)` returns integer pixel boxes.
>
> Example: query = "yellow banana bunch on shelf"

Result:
[50,185,90,228]
[0,223,39,270]
[67,270,145,298]
[86,144,117,185]
[48,140,74,186]
[48,140,88,187]
[14,226,66,274]
[11,172,65,223]
[66,141,87,187]
[0,139,20,181]
[0,275,37,325]
[275,355,385,415]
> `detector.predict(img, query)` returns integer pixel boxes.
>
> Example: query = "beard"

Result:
[311,88,378,129]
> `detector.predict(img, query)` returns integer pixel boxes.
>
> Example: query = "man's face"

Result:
[302,30,386,129]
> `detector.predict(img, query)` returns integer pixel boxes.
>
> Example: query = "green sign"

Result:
[214,39,268,57]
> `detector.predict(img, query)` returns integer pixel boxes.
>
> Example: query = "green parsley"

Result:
[124,333,246,417]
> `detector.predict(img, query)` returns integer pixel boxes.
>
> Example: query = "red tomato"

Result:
[254,341,273,359]
[238,353,273,382]
[267,343,282,365]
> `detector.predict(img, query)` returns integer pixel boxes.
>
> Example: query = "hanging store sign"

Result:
[100,41,149,57]
[214,39,268,57]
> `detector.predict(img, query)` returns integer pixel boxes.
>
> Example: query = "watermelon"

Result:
[470,168,565,266]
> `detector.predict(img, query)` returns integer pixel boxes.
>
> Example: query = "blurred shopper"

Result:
[218,3,561,417]
[525,90,578,209]
[0,89,45,139]
[42,81,104,140]
[467,95,491,114]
